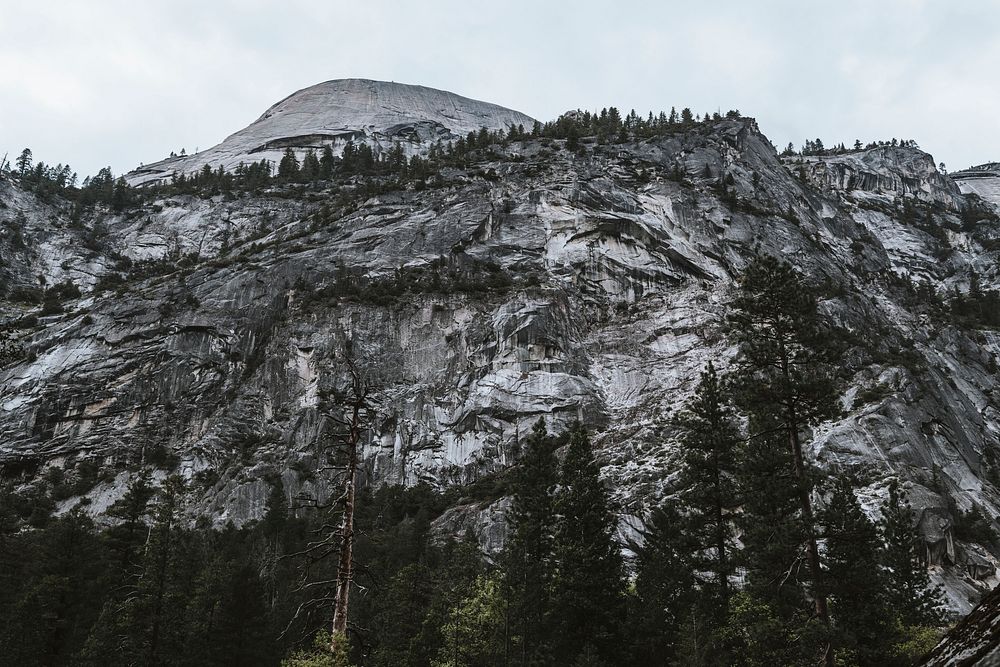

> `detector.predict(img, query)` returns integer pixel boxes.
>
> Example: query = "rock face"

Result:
[954,163,1000,207]
[920,583,1000,665]
[126,79,536,186]
[797,147,963,207]
[3,85,1000,614]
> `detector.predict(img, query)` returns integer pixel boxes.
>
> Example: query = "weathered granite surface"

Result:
[2,93,999,613]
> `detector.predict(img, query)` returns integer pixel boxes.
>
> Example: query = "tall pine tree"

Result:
[728,255,840,663]
[733,426,809,618]
[821,477,894,664]
[503,418,557,666]
[549,423,626,665]
[278,148,300,182]
[674,360,740,617]
[631,502,698,664]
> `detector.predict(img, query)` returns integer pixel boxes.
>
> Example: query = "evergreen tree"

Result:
[0,510,108,666]
[503,418,557,666]
[822,477,893,663]
[105,470,154,582]
[549,423,626,664]
[16,148,32,176]
[183,534,274,666]
[631,502,698,664]
[719,592,802,667]
[320,146,335,179]
[388,539,483,667]
[301,149,321,182]
[734,427,808,618]
[434,573,506,667]
[880,481,944,627]
[278,148,300,182]
[119,475,187,664]
[674,360,740,618]
[341,141,357,173]
[727,255,840,652]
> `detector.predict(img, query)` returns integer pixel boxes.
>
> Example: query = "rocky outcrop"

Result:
[793,146,963,208]
[920,583,1000,666]
[953,163,1000,208]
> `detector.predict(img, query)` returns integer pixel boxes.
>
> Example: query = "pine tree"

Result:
[434,573,506,667]
[320,146,335,179]
[549,423,625,664]
[719,592,802,667]
[631,502,698,664]
[674,360,740,617]
[396,538,483,667]
[880,481,944,627]
[183,534,273,666]
[120,475,187,664]
[15,148,32,176]
[503,418,558,666]
[301,149,321,182]
[822,477,893,663]
[734,427,807,617]
[727,255,840,653]
[105,470,154,581]
[278,148,300,181]
[0,510,108,665]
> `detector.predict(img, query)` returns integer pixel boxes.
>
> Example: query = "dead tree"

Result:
[327,353,369,646]
[283,335,383,653]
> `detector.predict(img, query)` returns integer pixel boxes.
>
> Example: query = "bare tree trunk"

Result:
[330,365,364,647]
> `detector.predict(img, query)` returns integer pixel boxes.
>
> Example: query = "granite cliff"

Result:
[2,80,999,614]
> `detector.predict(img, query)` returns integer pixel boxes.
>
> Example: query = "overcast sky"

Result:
[2,0,998,178]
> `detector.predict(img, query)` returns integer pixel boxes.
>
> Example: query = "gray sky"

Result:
[2,0,998,179]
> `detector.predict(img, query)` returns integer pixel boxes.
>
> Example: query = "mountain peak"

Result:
[128,78,536,185]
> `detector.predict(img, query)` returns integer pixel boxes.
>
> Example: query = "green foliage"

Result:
[549,423,626,664]
[822,477,895,663]
[0,474,483,667]
[0,323,24,367]
[294,255,515,310]
[673,360,740,617]
[278,148,301,182]
[734,430,808,615]
[631,502,698,663]
[718,592,823,667]
[282,630,351,667]
[502,418,558,664]
[727,255,841,653]
[880,481,945,627]
[854,380,893,406]
[889,623,943,664]
[948,268,1000,329]
[432,574,506,667]
[952,503,995,545]
[0,510,107,666]
[727,256,840,431]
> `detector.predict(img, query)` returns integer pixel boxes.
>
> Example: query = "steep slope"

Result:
[919,583,1000,665]
[126,79,536,185]
[3,110,1000,614]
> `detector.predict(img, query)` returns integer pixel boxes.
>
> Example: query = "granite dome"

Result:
[127,79,536,185]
